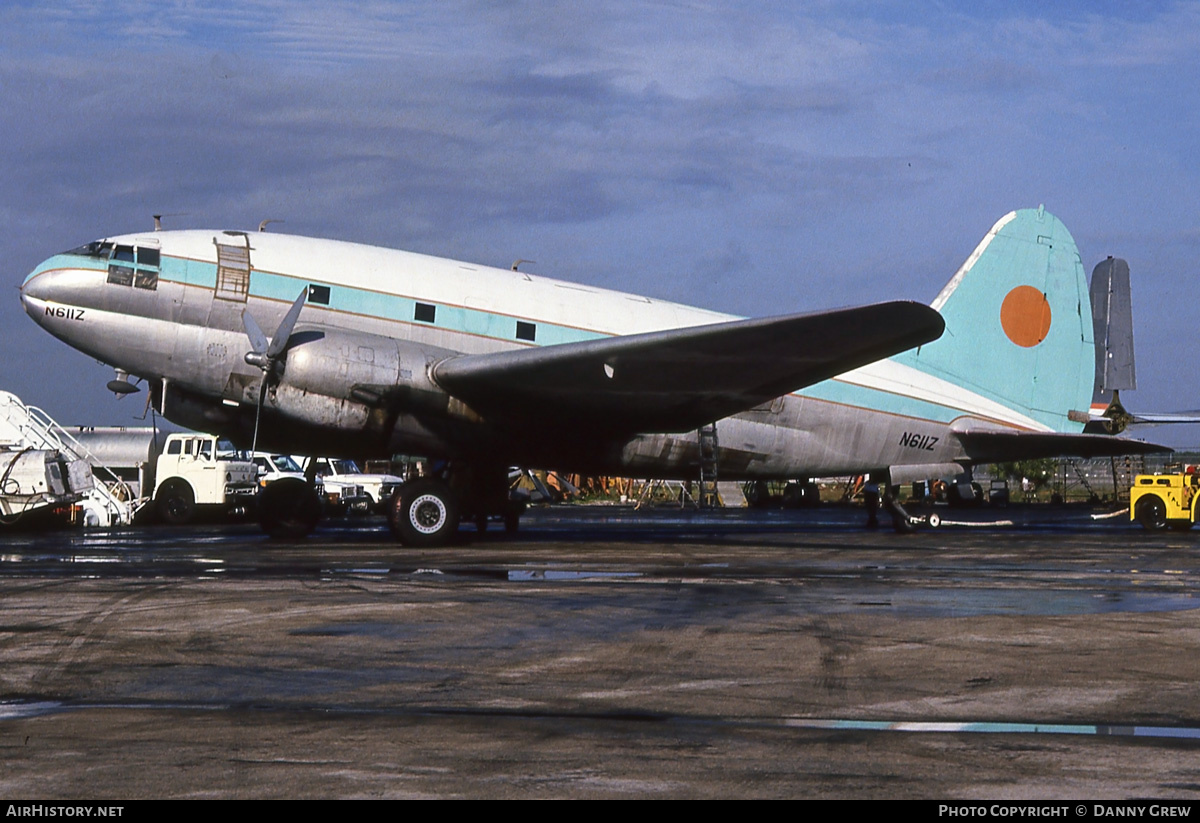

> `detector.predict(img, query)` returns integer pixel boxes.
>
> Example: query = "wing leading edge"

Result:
[432,300,945,435]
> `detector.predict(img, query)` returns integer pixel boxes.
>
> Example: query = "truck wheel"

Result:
[258,478,321,539]
[1135,496,1168,531]
[156,479,195,526]
[390,480,460,547]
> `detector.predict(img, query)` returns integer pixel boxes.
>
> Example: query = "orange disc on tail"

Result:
[1000,285,1051,347]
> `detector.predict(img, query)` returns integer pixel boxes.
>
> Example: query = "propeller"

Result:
[243,289,308,453]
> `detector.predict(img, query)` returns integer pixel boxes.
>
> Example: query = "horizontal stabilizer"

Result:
[1125,410,1200,424]
[1083,390,1200,433]
[433,301,944,435]
[955,429,1169,462]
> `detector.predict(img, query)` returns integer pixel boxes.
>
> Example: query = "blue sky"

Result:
[4,1,1200,445]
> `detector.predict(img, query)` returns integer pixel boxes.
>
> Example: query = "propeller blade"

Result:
[242,308,269,356]
[267,289,308,359]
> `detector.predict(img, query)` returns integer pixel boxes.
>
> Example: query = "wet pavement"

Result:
[1,504,1199,798]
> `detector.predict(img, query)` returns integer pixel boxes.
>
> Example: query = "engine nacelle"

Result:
[272,328,466,431]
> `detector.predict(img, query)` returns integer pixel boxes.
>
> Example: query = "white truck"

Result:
[302,457,403,515]
[153,433,257,524]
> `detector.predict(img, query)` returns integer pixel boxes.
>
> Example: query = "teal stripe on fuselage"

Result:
[160,259,610,349]
[24,254,107,284]
[48,252,970,425]
[204,260,966,422]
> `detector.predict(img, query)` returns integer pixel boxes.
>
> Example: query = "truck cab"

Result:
[154,433,257,524]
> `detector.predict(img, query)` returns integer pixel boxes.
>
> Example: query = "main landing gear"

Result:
[254,462,524,546]
[385,466,525,547]
[387,479,461,547]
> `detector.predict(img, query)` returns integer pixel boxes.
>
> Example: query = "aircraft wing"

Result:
[432,301,944,435]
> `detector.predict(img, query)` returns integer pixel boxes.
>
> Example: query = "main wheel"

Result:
[258,478,321,539]
[156,479,195,526]
[390,479,460,547]
[1135,495,1168,531]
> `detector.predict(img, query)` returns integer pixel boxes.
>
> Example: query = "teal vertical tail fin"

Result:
[896,207,1094,432]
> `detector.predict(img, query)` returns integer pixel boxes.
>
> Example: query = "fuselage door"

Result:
[214,232,252,303]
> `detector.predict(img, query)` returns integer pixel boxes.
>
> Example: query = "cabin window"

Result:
[308,284,331,305]
[133,269,157,290]
[414,302,436,323]
[516,321,536,341]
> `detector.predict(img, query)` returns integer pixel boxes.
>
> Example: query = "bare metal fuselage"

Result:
[19,215,1101,484]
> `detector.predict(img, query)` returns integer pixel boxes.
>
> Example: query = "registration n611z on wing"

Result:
[20,206,1163,542]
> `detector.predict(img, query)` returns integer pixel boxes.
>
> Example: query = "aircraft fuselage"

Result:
[19,214,1100,485]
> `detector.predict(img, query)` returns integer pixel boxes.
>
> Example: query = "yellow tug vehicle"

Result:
[1131,471,1200,531]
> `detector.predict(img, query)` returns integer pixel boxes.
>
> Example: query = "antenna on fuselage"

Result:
[511,259,536,271]
[152,213,188,231]
[258,219,283,232]
[106,369,140,396]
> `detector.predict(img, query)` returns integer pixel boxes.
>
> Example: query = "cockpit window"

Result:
[65,241,113,258]
[106,263,134,287]
[106,242,160,290]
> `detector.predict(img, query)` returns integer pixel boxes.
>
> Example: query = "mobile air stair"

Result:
[0,391,136,527]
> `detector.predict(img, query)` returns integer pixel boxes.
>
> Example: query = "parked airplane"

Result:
[19,206,1163,541]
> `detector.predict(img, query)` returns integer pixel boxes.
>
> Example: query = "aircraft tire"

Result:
[156,479,195,526]
[258,478,321,539]
[502,499,526,534]
[1135,496,1168,531]
[391,480,460,547]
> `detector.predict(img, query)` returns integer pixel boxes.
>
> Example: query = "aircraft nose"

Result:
[20,259,87,326]
[20,263,55,318]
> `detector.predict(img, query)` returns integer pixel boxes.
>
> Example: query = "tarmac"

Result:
[1,504,1199,799]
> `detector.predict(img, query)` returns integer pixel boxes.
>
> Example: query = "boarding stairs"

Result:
[1066,459,1098,502]
[0,391,138,526]
[1110,454,1147,505]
